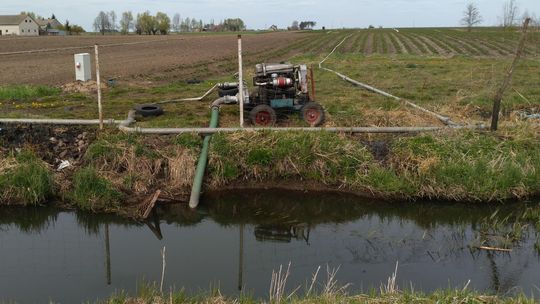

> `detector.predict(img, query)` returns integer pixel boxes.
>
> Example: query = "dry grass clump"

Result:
[208,131,373,189]
[362,105,442,127]
[167,147,197,189]
[83,135,197,198]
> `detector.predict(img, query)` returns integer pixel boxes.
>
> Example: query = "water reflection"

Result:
[0,190,539,303]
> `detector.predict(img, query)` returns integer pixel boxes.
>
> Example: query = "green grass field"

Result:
[1,27,538,129]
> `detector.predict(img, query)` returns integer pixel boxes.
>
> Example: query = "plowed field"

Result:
[0,32,310,85]
[1,28,538,85]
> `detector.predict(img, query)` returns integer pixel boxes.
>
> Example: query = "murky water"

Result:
[1,190,539,303]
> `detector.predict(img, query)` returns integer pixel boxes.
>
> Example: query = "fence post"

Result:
[238,35,244,127]
[94,44,104,130]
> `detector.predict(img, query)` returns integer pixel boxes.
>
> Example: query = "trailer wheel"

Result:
[250,105,277,127]
[134,104,164,117]
[301,102,325,126]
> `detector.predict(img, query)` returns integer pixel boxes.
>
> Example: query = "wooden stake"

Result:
[141,190,161,219]
[238,35,244,128]
[490,18,531,131]
[94,44,104,130]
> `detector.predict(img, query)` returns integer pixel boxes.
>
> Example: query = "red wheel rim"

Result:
[305,108,321,124]
[255,111,272,126]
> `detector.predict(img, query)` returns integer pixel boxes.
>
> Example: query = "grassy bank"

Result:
[1,124,539,211]
[207,126,540,201]
[103,283,536,304]
[0,150,53,205]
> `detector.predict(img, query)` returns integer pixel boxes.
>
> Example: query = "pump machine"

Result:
[218,63,325,127]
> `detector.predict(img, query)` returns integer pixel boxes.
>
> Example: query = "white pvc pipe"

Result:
[322,67,459,127]
[238,35,244,128]
[317,34,460,127]
[318,34,353,68]
[158,84,218,104]
[0,118,123,125]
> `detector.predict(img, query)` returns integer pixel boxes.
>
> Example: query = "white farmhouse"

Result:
[0,14,39,36]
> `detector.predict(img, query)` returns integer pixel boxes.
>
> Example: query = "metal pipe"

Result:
[211,95,238,107]
[119,125,486,135]
[0,118,124,125]
[322,67,459,126]
[189,106,220,209]
[157,84,218,104]
[119,110,137,127]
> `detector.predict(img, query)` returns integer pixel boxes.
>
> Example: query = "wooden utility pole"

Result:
[94,44,104,130]
[490,18,531,131]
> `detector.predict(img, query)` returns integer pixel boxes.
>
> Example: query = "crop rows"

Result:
[302,28,540,58]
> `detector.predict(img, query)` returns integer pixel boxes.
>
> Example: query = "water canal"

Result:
[1,190,539,302]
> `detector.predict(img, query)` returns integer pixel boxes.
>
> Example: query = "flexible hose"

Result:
[189,106,220,209]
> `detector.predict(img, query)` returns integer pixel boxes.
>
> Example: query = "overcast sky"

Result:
[1,0,539,30]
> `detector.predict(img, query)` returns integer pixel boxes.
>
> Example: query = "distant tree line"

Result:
[288,20,317,30]
[57,21,85,35]
[93,11,246,35]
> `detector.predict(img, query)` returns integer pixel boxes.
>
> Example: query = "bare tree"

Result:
[299,21,316,30]
[108,11,117,31]
[461,2,483,32]
[93,11,111,35]
[500,0,519,28]
[172,13,181,32]
[521,10,539,26]
[290,20,299,31]
[120,11,134,34]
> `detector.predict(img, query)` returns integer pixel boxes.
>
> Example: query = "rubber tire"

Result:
[134,104,164,117]
[300,102,325,127]
[218,87,239,97]
[249,104,277,127]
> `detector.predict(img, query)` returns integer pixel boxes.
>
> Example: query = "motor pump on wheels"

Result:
[217,63,325,127]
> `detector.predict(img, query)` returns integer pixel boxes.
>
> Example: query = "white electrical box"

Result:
[74,53,92,82]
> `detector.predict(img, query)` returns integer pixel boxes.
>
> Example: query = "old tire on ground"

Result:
[218,87,239,97]
[301,102,325,126]
[249,104,277,127]
[134,104,164,117]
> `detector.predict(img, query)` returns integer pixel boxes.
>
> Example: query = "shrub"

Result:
[0,151,53,205]
[69,167,122,211]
